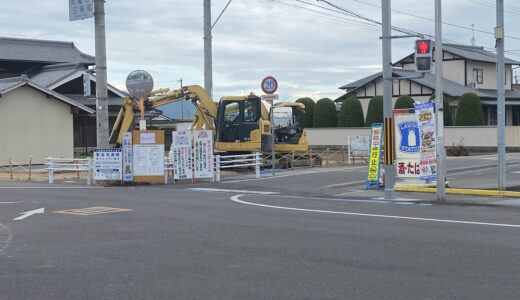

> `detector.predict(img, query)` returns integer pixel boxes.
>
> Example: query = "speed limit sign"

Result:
[261,76,278,94]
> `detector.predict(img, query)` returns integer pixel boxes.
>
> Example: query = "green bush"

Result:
[365,96,383,127]
[394,95,415,109]
[429,94,453,126]
[313,98,337,128]
[337,97,364,127]
[455,92,484,126]
[295,97,315,128]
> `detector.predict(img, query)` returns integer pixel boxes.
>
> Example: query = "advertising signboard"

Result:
[366,123,383,189]
[194,130,214,179]
[393,110,420,179]
[133,144,165,177]
[415,101,437,180]
[172,131,193,180]
[93,148,122,181]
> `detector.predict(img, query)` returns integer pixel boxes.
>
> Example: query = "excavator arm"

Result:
[109,85,217,146]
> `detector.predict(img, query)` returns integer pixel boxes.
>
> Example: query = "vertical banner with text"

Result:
[366,123,383,189]
[415,101,437,180]
[393,110,420,179]
[172,131,193,180]
[122,132,133,182]
[194,130,214,179]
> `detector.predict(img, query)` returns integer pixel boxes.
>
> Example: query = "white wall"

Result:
[307,126,520,148]
[0,86,74,165]
[466,61,512,90]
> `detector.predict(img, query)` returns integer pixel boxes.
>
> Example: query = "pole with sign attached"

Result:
[261,76,279,176]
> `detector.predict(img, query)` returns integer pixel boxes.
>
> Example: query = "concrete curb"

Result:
[395,186,520,198]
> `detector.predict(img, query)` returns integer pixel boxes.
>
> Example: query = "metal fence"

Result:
[0,158,34,181]
[46,157,92,185]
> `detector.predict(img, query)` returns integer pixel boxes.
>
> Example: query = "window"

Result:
[244,99,259,122]
[223,101,240,123]
[473,68,483,84]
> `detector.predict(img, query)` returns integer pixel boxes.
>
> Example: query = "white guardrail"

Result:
[214,153,261,182]
[46,157,92,185]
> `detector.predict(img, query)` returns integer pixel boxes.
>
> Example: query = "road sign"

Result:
[69,0,94,21]
[261,76,278,94]
[260,94,279,101]
[126,70,154,99]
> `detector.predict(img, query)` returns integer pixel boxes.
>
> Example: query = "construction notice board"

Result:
[132,130,165,184]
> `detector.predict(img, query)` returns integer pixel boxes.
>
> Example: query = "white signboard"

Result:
[393,111,420,179]
[172,131,193,180]
[122,132,133,182]
[140,132,156,144]
[194,130,214,179]
[133,144,165,176]
[93,149,122,181]
[69,0,94,21]
[349,135,370,157]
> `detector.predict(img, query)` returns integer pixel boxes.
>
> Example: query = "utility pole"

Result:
[204,0,213,98]
[435,0,446,203]
[496,0,506,191]
[382,0,394,199]
[94,0,109,148]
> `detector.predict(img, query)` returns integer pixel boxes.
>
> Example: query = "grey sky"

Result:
[2,0,520,101]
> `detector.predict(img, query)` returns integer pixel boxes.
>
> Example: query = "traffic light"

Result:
[414,39,432,73]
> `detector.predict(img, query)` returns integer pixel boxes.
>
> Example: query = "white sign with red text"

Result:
[194,130,214,179]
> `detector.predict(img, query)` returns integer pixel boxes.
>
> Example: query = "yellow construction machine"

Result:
[109,85,308,153]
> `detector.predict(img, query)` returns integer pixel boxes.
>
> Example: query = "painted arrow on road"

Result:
[13,208,44,221]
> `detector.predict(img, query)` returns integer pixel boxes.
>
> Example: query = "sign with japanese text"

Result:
[122,132,133,182]
[69,0,94,21]
[393,110,420,179]
[172,131,193,180]
[194,130,214,179]
[366,123,383,188]
[133,144,165,176]
[415,101,437,180]
[93,148,122,181]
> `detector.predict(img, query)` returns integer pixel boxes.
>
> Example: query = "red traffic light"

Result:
[416,40,431,54]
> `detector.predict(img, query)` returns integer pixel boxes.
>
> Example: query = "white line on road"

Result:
[223,166,366,183]
[0,187,99,189]
[0,202,16,204]
[322,180,366,189]
[13,208,44,221]
[188,188,279,195]
[230,195,520,228]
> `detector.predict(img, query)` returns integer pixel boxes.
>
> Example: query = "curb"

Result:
[395,186,520,198]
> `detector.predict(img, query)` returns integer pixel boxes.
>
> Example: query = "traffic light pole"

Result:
[382,0,395,199]
[94,0,109,148]
[497,0,506,191]
[435,0,446,203]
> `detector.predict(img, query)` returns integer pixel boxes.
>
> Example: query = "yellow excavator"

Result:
[109,85,308,153]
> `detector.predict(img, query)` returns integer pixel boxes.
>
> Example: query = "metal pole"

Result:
[382,0,394,199]
[271,101,276,176]
[204,0,213,99]
[435,0,446,203]
[497,0,506,191]
[94,0,109,148]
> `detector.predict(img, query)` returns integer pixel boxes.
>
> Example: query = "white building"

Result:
[336,43,520,125]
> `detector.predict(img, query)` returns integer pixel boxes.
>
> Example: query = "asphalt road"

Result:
[1,172,520,299]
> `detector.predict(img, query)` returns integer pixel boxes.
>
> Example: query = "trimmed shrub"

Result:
[295,97,315,128]
[337,97,364,127]
[313,98,337,128]
[394,95,415,109]
[455,92,484,126]
[365,95,383,127]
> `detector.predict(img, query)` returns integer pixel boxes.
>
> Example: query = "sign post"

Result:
[366,123,384,189]
[69,0,94,21]
[126,70,154,131]
[261,76,278,176]
[93,148,122,182]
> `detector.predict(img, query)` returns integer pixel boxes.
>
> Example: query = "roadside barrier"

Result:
[46,157,92,185]
[0,158,33,181]
[215,153,261,182]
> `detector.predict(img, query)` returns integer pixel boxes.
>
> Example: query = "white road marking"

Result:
[188,188,279,195]
[223,166,365,183]
[230,195,520,228]
[13,208,44,221]
[0,186,99,189]
[0,202,16,204]
[0,222,12,253]
[322,180,365,189]
[373,197,421,202]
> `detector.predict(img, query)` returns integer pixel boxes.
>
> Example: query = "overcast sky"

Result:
[2,0,520,101]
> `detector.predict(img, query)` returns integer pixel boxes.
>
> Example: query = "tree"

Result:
[295,97,315,128]
[429,94,453,126]
[313,98,337,127]
[365,96,383,127]
[337,97,364,127]
[394,95,415,109]
[455,92,484,126]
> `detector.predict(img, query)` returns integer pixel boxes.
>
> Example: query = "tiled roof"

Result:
[0,37,95,64]
[29,63,83,88]
[339,72,381,90]
[63,94,125,108]
[443,43,520,65]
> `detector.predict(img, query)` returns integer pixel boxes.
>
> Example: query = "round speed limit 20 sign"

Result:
[261,76,278,94]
